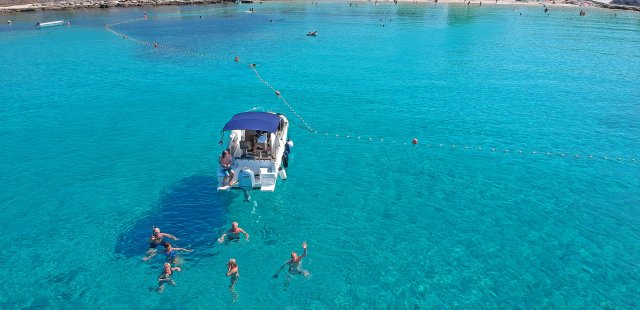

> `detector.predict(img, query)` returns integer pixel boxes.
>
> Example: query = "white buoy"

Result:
[286,140,294,148]
[278,169,287,180]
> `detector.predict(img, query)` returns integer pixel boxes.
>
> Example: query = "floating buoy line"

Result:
[105,16,638,167]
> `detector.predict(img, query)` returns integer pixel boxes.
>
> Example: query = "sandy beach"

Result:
[0,0,638,13]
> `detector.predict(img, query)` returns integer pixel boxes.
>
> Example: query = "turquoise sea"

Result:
[1,1,639,308]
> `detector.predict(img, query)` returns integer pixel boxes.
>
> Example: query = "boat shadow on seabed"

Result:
[114,175,236,259]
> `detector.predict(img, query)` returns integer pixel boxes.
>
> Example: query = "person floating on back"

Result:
[143,227,178,261]
[218,222,250,244]
[273,241,310,282]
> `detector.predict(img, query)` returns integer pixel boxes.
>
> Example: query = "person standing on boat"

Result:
[273,242,310,280]
[157,263,181,293]
[217,222,250,243]
[219,150,235,186]
[163,242,192,264]
[143,227,178,261]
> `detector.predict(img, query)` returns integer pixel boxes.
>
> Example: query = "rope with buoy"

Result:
[105,17,315,133]
[104,15,638,167]
[304,130,638,166]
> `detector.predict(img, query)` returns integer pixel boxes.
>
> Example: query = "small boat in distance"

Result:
[217,112,292,201]
[35,20,66,29]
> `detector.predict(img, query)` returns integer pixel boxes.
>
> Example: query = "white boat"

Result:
[35,20,65,28]
[217,112,292,200]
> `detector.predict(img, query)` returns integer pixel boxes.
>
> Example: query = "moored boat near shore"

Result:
[34,20,65,28]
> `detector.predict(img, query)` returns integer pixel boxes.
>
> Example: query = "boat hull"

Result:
[36,20,65,28]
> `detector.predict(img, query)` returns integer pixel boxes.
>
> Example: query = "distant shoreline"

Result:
[0,0,228,13]
[1,0,638,14]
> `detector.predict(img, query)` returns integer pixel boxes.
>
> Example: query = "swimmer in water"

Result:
[163,242,192,264]
[272,242,310,281]
[143,227,178,261]
[227,259,239,289]
[157,263,181,294]
[218,222,249,243]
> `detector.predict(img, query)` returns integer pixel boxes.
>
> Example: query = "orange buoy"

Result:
[412,138,418,145]
[275,90,281,96]
[234,56,239,62]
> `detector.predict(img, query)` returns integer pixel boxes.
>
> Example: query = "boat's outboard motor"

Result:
[238,168,255,202]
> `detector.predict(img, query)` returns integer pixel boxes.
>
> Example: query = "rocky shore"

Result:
[581,0,640,11]
[0,0,234,12]
[1,0,638,13]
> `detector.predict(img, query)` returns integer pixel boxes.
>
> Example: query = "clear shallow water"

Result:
[1,2,639,308]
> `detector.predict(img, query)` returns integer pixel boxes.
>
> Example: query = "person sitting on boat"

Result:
[217,222,250,243]
[252,131,269,155]
[219,150,235,186]
[143,227,178,261]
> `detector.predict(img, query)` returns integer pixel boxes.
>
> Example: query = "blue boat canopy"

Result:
[222,112,281,133]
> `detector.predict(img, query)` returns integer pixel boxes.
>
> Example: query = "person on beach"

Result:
[143,227,178,261]
[157,263,181,293]
[218,222,250,243]
[164,242,192,264]
[227,259,239,289]
[219,150,235,186]
[273,242,310,280]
